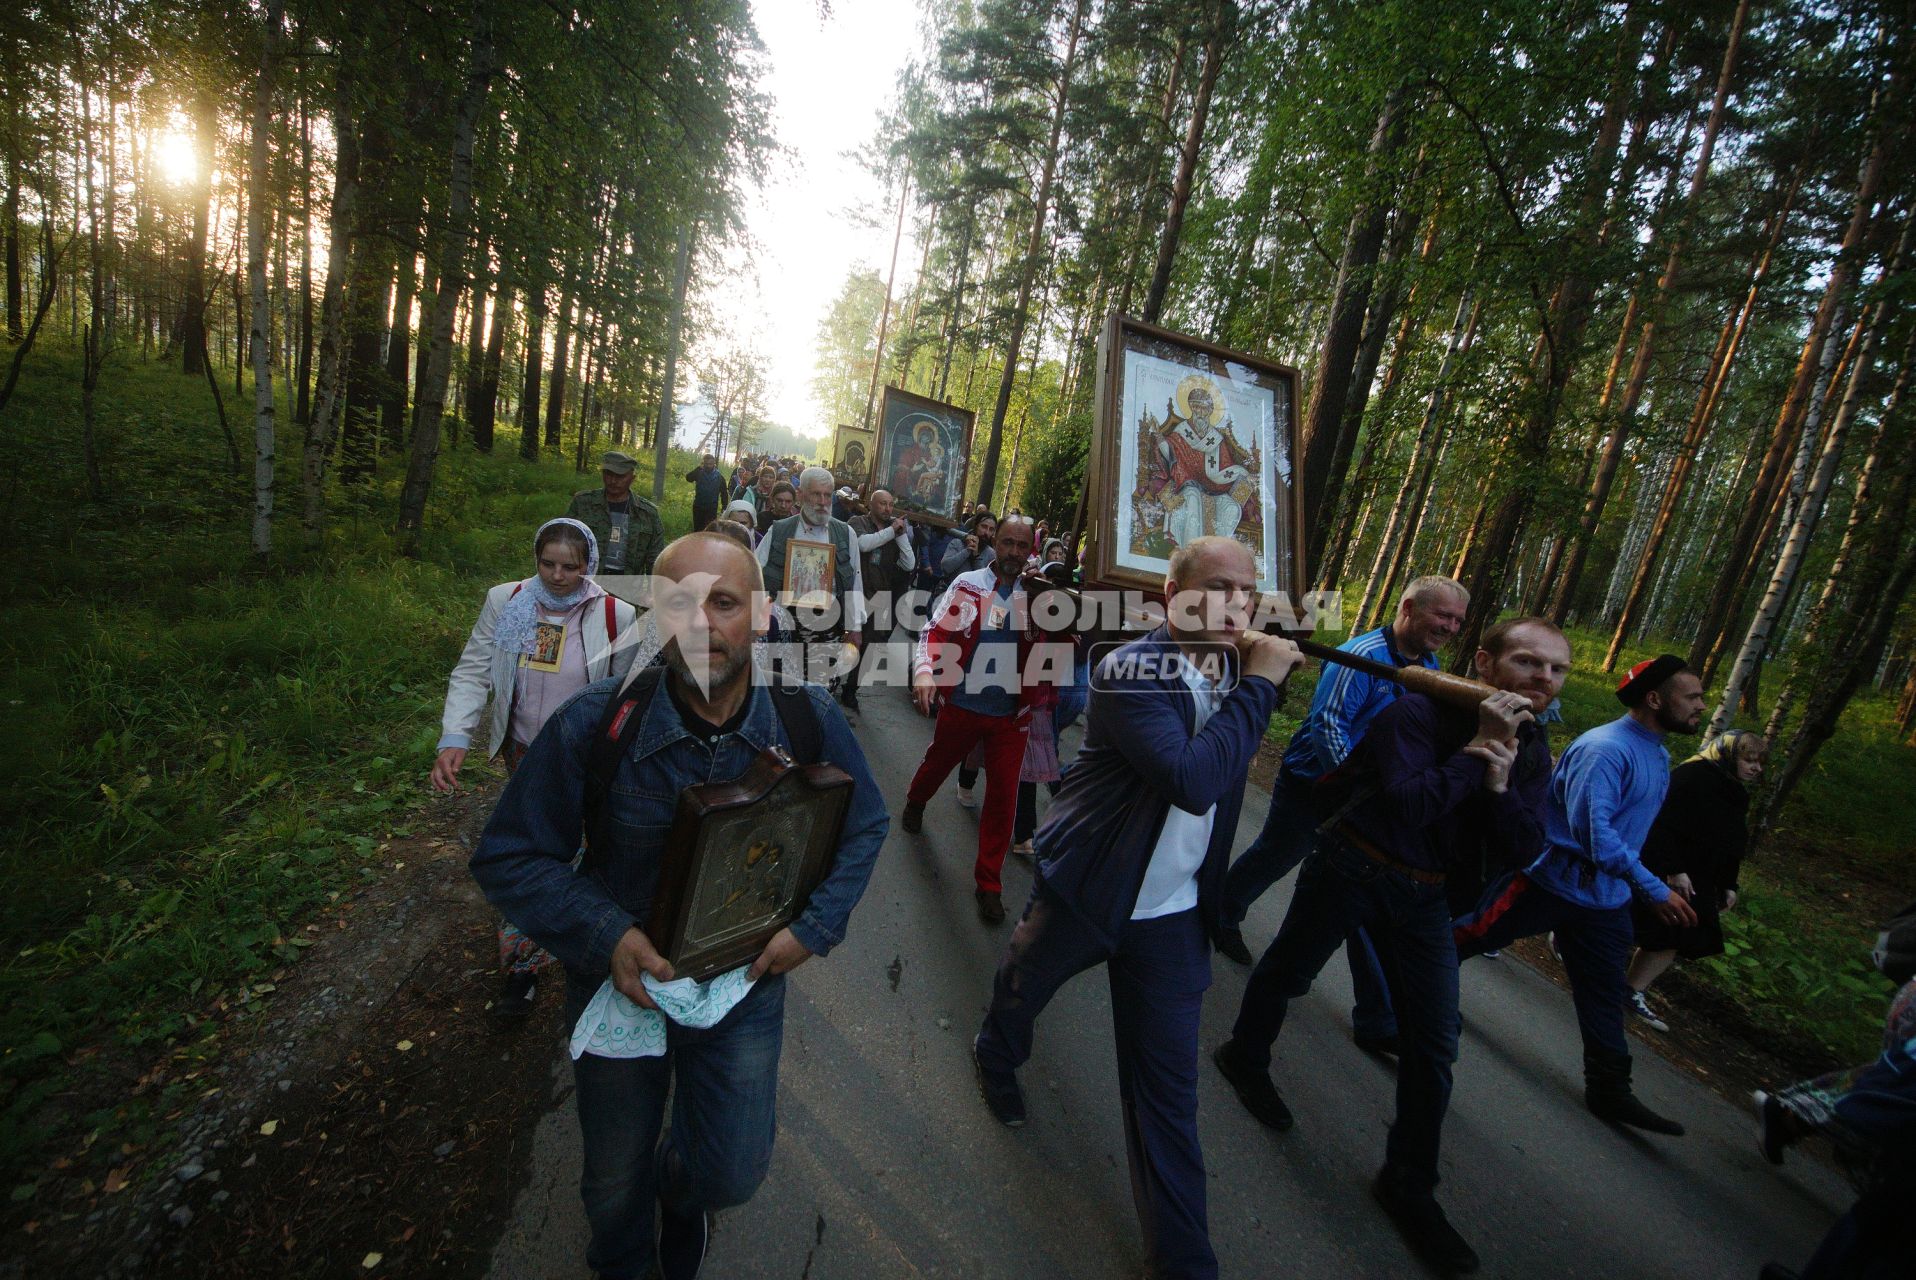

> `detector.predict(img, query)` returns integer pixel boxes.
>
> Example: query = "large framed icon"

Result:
[873,386,975,528]
[1082,312,1304,601]
[831,422,875,489]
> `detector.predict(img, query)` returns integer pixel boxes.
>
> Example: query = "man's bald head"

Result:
[1167,535,1254,586]
[655,531,764,593]
[1165,536,1258,645]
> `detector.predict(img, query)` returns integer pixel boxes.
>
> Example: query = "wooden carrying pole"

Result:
[1293,637,1494,712]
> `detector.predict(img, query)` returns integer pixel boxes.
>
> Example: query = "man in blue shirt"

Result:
[1454,654,1703,1138]
[1217,574,1470,1058]
[470,533,889,1280]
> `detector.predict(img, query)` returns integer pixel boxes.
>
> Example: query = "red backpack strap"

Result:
[603,595,617,644]
[509,582,523,599]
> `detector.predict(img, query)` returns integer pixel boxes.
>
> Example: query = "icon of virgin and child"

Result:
[1131,372,1260,555]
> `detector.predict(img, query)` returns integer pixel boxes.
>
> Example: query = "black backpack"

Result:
[580,667,824,867]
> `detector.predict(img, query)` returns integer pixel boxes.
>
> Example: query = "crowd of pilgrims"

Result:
[427,448,1912,1280]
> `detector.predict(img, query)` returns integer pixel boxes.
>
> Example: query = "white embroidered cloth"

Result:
[568,965,758,1060]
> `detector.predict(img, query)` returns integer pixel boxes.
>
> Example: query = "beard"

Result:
[1654,703,1702,734]
[664,635,752,697]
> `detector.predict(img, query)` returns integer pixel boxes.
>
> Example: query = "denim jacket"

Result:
[469,674,890,978]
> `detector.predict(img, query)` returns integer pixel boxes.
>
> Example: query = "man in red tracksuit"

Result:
[901,516,1064,925]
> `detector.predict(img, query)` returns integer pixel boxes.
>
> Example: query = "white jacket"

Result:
[437,579,640,756]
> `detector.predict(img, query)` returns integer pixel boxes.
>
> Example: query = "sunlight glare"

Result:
[155,129,196,185]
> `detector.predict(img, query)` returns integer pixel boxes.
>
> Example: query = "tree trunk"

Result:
[1299,85,1410,574]
[472,273,509,451]
[380,184,422,452]
[1315,177,1432,589]
[517,282,545,460]
[1601,158,1803,668]
[1758,537,1916,836]
[544,284,573,447]
[180,85,216,376]
[397,9,492,554]
[1356,291,1480,629]
[1449,9,1647,667]
[973,0,1087,505]
[4,152,21,339]
[1686,71,1897,675]
[248,1,284,559]
[862,174,909,430]
[1714,231,1911,735]
[462,237,489,415]
[934,214,973,403]
[1549,0,1747,622]
[651,221,696,502]
[1141,0,1232,324]
[304,68,358,537]
[294,93,315,426]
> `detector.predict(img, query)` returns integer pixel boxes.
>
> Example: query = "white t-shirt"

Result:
[1131,659,1222,920]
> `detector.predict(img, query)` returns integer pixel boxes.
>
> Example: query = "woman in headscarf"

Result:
[719,498,762,545]
[1624,728,1767,1032]
[431,517,642,1017]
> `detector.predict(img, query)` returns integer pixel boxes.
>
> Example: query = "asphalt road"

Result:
[485,650,1848,1280]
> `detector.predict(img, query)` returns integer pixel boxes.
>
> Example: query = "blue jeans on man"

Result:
[1229,838,1459,1194]
[977,885,1217,1280]
[1223,773,1397,1042]
[568,973,786,1279]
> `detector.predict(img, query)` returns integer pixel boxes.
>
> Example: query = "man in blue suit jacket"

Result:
[970,536,1303,1280]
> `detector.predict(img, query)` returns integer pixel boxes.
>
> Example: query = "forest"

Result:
[1,0,1913,1227]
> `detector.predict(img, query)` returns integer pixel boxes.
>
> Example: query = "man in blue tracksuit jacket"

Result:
[1454,653,1704,1137]
[1217,573,1471,1056]
[970,536,1303,1280]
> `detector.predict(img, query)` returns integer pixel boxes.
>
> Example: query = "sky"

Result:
[687,0,925,450]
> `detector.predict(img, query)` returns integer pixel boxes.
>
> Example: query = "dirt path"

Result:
[3,780,566,1280]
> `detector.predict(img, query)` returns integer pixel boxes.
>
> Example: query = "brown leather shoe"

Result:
[975,889,1006,925]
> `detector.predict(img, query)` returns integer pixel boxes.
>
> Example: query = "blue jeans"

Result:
[568,973,786,1279]
[1453,871,1632,1060]
[1223,773,1397,1041]
[1230,839,1459,1194]
[978,886,1217,1280]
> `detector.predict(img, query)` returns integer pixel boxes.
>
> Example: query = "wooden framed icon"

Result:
[873,386,975,528]
[1083,312,1305,602]
[831,422,875,489]
[648,752,853,983]
[781,537,838,611]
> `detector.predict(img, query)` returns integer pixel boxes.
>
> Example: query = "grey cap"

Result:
[601,450,638,475]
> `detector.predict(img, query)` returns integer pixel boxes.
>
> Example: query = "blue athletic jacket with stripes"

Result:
[1279,625,1437,781]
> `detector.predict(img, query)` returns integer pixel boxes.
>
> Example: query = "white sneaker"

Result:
[1629,990,1669,1033]
[957,786,979,809]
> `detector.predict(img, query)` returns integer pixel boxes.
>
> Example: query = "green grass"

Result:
[0,339,698,1191]
[1279,614,1916,1066]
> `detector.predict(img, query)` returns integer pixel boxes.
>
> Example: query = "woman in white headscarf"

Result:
[431,517,641,1016]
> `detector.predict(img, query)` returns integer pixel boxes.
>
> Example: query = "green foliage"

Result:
[0,343,700,1180]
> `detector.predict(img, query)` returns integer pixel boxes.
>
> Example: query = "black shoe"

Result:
[1354,1031,1401,1057]
[972,1040,1026,1127]
[1372,1170,1481,1275]
[495,971,537,1022]
[1754,1091,1792,1165]
[1215,925,1253,966]
[655,1203,714,1280]
[975,889,1006,926]
[1586,1087,1686,1136]
[839,689,860,712]
[901,802,924,834]
[1212,1039,1293,1131]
